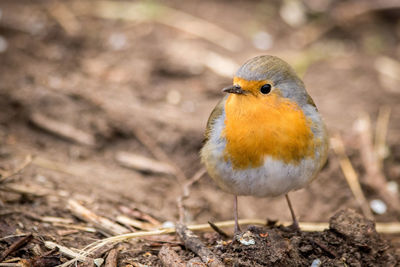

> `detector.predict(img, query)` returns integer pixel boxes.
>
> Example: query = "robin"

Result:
[201,55,329,233]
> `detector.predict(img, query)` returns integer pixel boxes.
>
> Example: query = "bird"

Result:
[200,55,329,234]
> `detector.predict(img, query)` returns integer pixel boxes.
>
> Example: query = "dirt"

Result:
[216,210,398,266]
[0,0,400,266]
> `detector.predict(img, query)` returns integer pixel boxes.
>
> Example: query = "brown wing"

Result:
[203,96,226,144]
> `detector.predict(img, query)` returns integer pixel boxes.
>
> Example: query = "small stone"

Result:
[370,199,387,215]
[237,231,256,246]
[94,258,104,267]
[162,221,175,228]
[311,258,322,267]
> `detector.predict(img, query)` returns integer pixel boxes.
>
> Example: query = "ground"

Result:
[0,0,400,266]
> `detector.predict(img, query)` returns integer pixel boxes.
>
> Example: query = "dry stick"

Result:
[330,135,374,220]
[131,126,187,184]
[12,211,97,233]
[158,245,186,267]
[0,234,31,242]
[0,183,49,197]
[0,155,32,183]
[45,241,88,262]
[0,234,32,262]
[207,221,229,238]
[104,249,118,267]
[89,1,243,52]
[116,215,154,231]
[177,168,206,223]
[176,223,225,267]
[67,199,130,236]
[119,205,161,226]
[297,0,400,48]
[356,114,400,213]
[30,113,96,147]
[375,106,391,168]
[44,1,81,36]
[115,151,176,176]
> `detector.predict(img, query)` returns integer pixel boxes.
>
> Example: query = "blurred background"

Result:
[0,0,400,254]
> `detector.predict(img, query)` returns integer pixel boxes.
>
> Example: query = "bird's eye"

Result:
[260,84,271,94]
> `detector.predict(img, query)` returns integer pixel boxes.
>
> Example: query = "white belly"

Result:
[203,152,320,197]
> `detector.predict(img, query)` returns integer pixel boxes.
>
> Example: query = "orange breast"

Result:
[223,93,315,169]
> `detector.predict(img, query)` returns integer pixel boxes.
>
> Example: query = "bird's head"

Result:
[223,55,313,107]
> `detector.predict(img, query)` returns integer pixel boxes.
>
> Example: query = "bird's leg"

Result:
[285,194,300,231]
[233,195,241,234]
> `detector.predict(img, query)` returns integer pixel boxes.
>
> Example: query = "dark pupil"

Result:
[260,84,271,94]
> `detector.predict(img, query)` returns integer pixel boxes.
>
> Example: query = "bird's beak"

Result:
[222,85,245,94]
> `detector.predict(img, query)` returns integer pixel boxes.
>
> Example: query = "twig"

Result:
[0,234,31,242]
[53,223,97,233]
[0,234,33,262]
[40,216,74,224]
[67,199,130,236]
[0,264,21,267]
[115,151,176,175]
[207,221,229,238]
[374,106,391,169]
[307,238,337,258]
[104,249,118,267]
[118,205,161,226]
[355,114,400,213]
[330,135,374,219]
[296,0,400,47]
[0,183,49,197]
[158,245,186,267]
[30,112,96,147]
[86,1,243,52]
[176,223,224,267]
[177,168,206,223]
[0,155,32,184]
[44,1,81,36]
[116,215,154,231]
[130,126,187,184]
[45,241,87,262]
[331,0,400,22]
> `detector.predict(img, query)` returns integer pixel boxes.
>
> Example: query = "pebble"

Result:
[311,258,322,267]
[94,258,104,267]
[162,221,175,228]
[370,199,387,214]
[238,231,256,246]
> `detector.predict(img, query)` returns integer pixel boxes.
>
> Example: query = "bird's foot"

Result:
[233,226,242,241]
[287,220,300,232]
